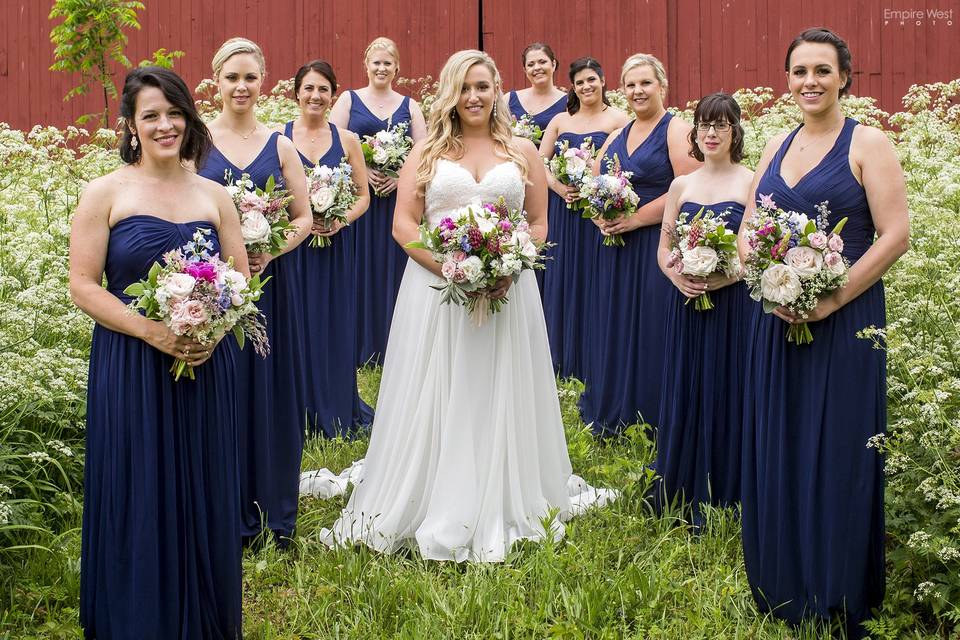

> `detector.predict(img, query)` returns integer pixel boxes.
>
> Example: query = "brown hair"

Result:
[785,27,853,97]
[688,92,744,163]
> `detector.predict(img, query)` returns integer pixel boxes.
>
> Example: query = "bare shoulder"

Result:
[515,136,540,161]
[550,111,572,130]
[852,123,894,152]
[668,114,693,133]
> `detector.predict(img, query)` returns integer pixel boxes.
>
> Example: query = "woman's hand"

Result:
[773,294,840,324]
[703,271,737,292]
[247,251,273,274]
[313,219,343,237]
[487,276,513,300]
[369,168,397,195]
[142,322,213,366]
[600,215,640,237]
[550,181,579,204]
[666,271,706,299]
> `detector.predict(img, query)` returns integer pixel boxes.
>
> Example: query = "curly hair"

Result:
[415,50,528,193]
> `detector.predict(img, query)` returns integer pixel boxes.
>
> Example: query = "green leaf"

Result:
[233,325,245,350]
[123,282,145,296]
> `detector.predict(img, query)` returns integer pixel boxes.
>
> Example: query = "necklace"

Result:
[796,122,842,152]
[228,124,258,140]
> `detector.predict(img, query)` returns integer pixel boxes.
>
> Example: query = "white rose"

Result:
[312,165,334,182]
[521,242,538,259]
[783,246,823,278]
[510,230,531,248]
[223,270,247,292]
[459,256,485,283]
[372,147,389,166]
[159,272,196,303]
[680,246,719,276]
[759,264,802,305]
[310,186,335,212]
[374,131,393,144]
[240,210,271,245]
[566,155,588,180]
[601,174,622,192]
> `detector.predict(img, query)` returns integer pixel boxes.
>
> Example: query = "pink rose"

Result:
[824,250,846,277]
[452,268,466,283]
[441,260,457,280]
[238,192,266,214]
[170,299,209,335]
[808,231,828,250]
[452,250,467,262]
[827,234,844,252]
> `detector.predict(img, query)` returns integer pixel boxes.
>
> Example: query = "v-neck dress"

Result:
[284,121,374,437]
[198,131,307,541]
[347,91,412,367]
[507,92,567,148]
[578,115,676,436]
[741,118,886,638]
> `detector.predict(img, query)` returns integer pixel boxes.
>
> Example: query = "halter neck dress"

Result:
[741,118,886,638]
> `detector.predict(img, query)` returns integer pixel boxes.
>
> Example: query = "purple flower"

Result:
[758,193,777,209]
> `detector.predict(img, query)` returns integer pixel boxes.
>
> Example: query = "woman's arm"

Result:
[328,91,352,129]
[392,143,441,277]
[519,138,549,242]
[409,99,428,142]
[341,132,371,224]
[737,133,785,262]
[656,176,706,298]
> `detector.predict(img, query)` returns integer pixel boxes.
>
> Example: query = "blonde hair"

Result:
[416,50,528,191]
[212,37,266,78]
[364,37,400,73]
[620,53,668,91]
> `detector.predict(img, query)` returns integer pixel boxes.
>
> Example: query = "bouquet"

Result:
[224,171,296,256]
[546,136,595,209]
[665,206,741,311]
[307,158,359,248]
[123,227,270,380]
[510,113,543,145]
[579,154,640,247]
[361,120,413,195]
[743,194,849,344]
[406,197,550,324]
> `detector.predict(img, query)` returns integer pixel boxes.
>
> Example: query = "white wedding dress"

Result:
[300,158,616,562]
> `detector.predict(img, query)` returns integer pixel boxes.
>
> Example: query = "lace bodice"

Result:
[423,159,526,228]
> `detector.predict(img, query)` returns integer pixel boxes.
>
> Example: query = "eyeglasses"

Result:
[696,121,731,133]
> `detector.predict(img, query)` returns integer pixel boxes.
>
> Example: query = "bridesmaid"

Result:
[72,67,244,637]
[739,28,908,637]
[539,57,630,378]
[276,59,374,437]
[505,42,567,147]
[329,36,427,367]
[578,53,699,437]
[198,38,312,544]
[653,93,753,525]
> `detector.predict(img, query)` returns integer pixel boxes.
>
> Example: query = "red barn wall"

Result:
[1,0,958,131]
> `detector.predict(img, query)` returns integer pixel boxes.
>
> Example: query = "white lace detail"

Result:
[423,159,525,228]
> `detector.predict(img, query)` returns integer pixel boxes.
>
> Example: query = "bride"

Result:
[302,50,614,562]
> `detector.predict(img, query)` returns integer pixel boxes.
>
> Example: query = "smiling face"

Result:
[297,70,333,118]
[622,64,664,117]
[787,42,847,115]
[365,50,397,88]
[456,62,497,128]
[524,48,556,88]
[217,53,263,114]
[130,86,185,161]
[572,67,604,107]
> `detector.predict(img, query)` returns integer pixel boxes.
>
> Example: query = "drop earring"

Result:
[492,102,498,118]
[131,134,139,150]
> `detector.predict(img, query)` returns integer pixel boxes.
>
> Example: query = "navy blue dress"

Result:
[284,121,374,437]
[542,130,609,379]
[199,132,306,540]
[81,217,241,639]
[653,201,747,524]
[347,91,412,366]
[578,114,675,436]
[741,118,885,638]
[507,92,567,148]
